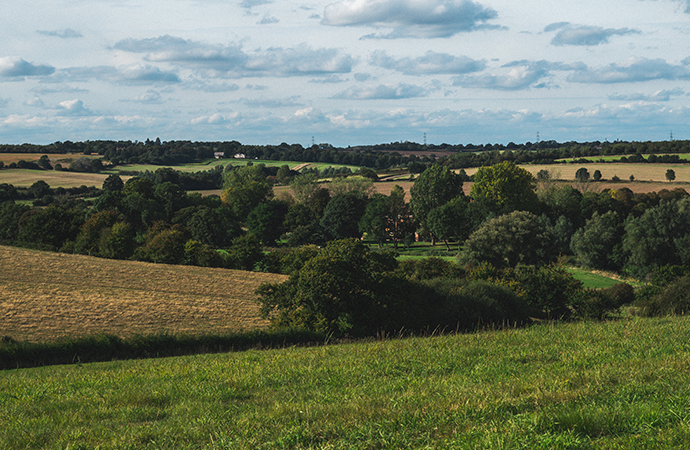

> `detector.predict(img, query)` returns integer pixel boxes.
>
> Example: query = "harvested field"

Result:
[0,169,132,189]
[0,153,87,165]
[0,246,286,342]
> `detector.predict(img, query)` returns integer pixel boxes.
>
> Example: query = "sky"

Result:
[2,0,690,147]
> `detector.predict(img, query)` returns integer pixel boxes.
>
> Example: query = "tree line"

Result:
[3,138,690,172]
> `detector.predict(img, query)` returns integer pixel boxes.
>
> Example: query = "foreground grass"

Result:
[3,317,690,449]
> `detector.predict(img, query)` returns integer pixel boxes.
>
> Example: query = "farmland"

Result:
[2,316,690,448]
[0,246,286,342]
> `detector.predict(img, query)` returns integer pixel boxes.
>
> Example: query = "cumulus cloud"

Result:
[569,58,690,83]
[370,50,485,75]
[114,36,355,77]
[56,99,93,116]
[322,0,499,38]
[608,88,685,102]
[0,57,55,78]
[453,60,579,90]
[333,83,427,99]
[545,22,640,46]
[191,112,239,125]
[37,28,83,39]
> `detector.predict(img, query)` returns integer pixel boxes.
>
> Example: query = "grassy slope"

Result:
[0,246,286,342]
[2,316,690,449]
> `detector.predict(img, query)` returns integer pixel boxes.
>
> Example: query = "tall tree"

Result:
[470,161,538,214]
[409,164,464,242]
[221,165,273,220]
[459,211,556,268]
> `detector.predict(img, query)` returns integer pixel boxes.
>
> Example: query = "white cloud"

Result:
[333,83,428,99]
[608,88,685,102]
[453,60,567,90]
[56,99,94,115]
[545,23,640,46]
[569,58,690,83]
[322,0,499,38]
[370,50,485,75]
[114,36,355,78]
[0,57,55,78]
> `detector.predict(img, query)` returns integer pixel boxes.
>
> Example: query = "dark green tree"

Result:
[221,165,273,220]
[226,234,264,271]
[320,193,366,240]
[666,169,676,182]
[621,198,690,276]
[459,211,556,268]
[410,164,464,241]
[425,196,471,250]
[255,239,401,336]
[358,194,391,247]
[0,201,30,240]
[246,200,290,245]
[102,174,124,192]
[17,205,84,250]
[570,211,624,270]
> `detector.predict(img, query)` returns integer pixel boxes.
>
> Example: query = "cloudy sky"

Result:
[2,0,690,146]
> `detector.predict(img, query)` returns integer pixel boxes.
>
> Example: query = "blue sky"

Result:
[1,0,690,146]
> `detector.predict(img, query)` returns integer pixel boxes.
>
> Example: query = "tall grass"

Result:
[2,316,690,449]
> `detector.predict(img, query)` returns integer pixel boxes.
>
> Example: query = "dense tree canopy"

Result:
[459,211,556,268]
[409,164,464,240]
[470,161,538,214]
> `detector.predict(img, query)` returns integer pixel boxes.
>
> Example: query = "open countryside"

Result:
[4,139,690,449]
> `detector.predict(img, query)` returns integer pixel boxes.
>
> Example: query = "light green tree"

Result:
[470,161,538,214]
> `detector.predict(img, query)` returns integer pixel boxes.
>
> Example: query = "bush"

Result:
[637,277,690,317]
[573,288,623,320]
[444,281,529,329]
[510,265,583,319]
[397,257,465,281]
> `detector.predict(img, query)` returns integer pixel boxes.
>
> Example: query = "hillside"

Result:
[0,246,286,342]
[1,317,689,448]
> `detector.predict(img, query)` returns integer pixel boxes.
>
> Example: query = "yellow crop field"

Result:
[0,169,132,189]
[0,246,286,342]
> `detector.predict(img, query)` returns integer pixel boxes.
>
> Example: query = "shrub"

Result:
[572,288,624,320]
[637,277,690,317]
[397,257,465,281]
[510,265,583,319]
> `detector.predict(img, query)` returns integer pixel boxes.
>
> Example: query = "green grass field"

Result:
[2,316,690,449]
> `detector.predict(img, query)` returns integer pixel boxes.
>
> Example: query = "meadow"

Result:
[2,316,690,449]
[0,246,286,342]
